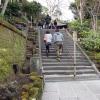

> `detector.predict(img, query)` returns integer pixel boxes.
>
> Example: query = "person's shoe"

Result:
[56,57,61,62]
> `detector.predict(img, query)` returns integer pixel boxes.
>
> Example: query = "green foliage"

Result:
[5,2,21,17]
[0,25,26,81]
[0,18,25,36]
[80,30,90,38]
[21,73,43,100]
[0,58,11,81]
[69,20,90,33]
[2,1,42,22]
[80,30,94,38]
[81,32,100,51]
[69,20,93,38]
[81,38,95,51]
[22,1,42,19]
[95,53,100,59]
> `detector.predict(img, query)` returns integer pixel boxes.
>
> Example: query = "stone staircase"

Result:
[22,27,36,73]
[41,29,99,82]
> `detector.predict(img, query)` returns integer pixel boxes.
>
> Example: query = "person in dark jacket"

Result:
[54,20,57,29]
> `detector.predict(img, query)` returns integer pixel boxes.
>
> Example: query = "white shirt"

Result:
[44,34,52,43]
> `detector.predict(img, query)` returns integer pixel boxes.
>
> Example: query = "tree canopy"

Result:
[22,1,42,19]
[70,0,100,31]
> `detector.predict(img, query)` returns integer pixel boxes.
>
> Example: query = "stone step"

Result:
[43,63,91,66]
[42,56,86,59]
[44,74,99,82]
[41,47,76,50]
[41,46,75,49]
[41,46,79,48]
[43,66,93,70]
[42,51,77,54]
[41,43,79,47]
[42,52,80,55]
[43,69,95,75]
[41,50,81,53]
[42,53,83,56]
[42,58,88,63]
[42,55,87,60]
[42,55,86,58]
[42,49,81,52]
[44,75,74,81]
[42,44,75,47]
[42,62,91,65]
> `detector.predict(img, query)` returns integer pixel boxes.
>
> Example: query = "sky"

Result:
[27,0,75,21]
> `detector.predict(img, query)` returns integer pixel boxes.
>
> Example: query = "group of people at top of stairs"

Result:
[44,29,64,61]
[38,14,57,29]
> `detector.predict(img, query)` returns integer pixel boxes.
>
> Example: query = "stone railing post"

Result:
[73,31,77,77]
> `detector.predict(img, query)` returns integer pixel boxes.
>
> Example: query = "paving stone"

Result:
[42,80,100,100]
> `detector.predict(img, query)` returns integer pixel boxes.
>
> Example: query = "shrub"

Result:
[0,59,11,81]
[81,32,100,51]
[30,72,38,76]
[29,87,39,98]
[81,38,95,50]
[0,19,26,81]
[69,20,90,33]
[80,30,92,38]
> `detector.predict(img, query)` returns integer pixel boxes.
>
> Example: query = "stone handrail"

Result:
[66,29,100,77]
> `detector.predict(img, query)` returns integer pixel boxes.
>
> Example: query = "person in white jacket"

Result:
[44,30,52,56]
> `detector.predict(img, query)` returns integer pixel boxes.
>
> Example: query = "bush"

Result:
[94,38,100,51]
[5,2,21,17]
[21,73,43,100]
[81,32,100,51]
[29,87,39,98]
[81,38,95,50]
[0,59,11,81]
[69,20,92,38]
[0,19,26,81]
[80,30,93,38]
[69,20,90,33]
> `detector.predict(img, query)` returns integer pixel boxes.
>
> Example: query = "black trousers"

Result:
[45,42,51,53]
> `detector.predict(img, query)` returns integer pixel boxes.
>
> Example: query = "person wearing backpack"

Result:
[45,14,51,29]
[53,29,64,60]
[44,30,52,56]
[54,20,57,29]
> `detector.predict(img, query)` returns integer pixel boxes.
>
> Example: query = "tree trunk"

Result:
[79,10,83,25]
[79,0,83,25]
[0,0,1,5]
[1,0,9,16]
[92,15,97,32]
[95,15,98,31]
[76,0,84,25]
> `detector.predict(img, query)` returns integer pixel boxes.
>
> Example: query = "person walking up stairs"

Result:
[44,30,53,57]
[53,29,64,61]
